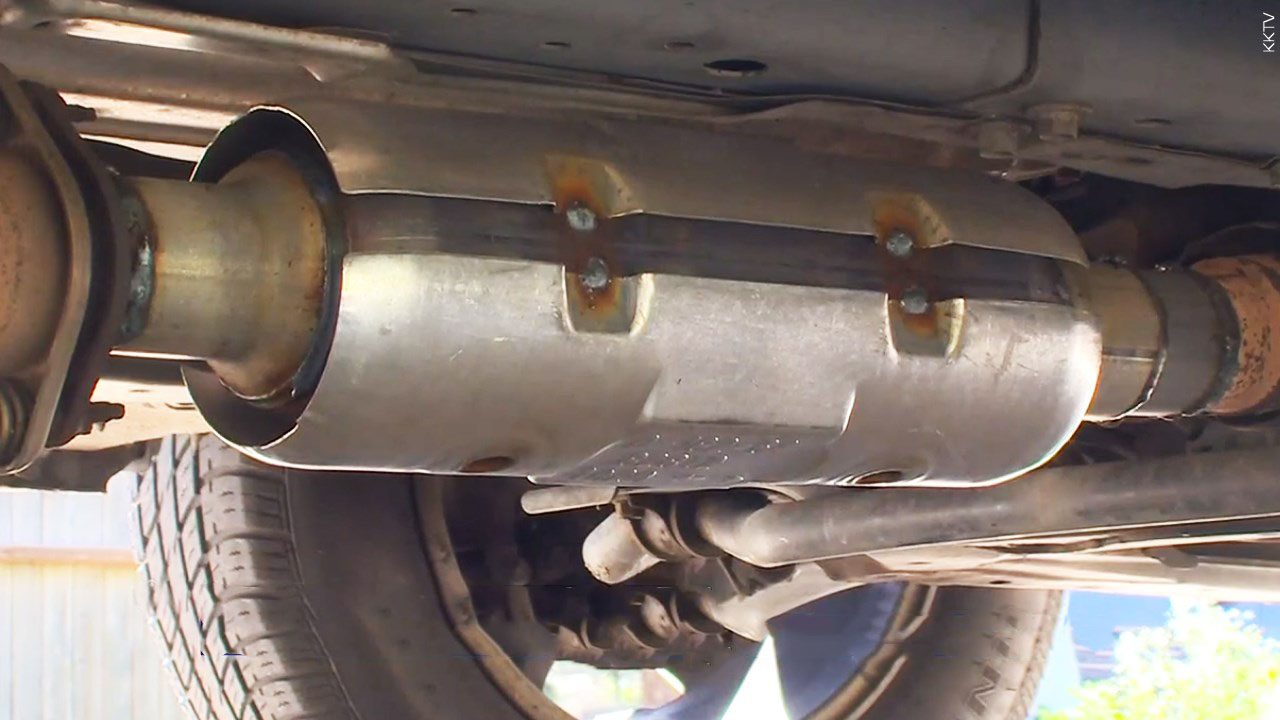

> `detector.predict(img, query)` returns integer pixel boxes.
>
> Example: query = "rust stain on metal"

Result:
[544,154,638,217]
[459,455,516,474]
[868,192,953,251]
[889,298,965,358]
[0,149,67,376]
[896,302,941,337]
[1193,255,1280,415]
[0,65,101,472]
[545,155,639,333]
[869,192,953,341]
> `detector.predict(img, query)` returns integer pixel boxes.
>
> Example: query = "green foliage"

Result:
[1040,601,1280,720]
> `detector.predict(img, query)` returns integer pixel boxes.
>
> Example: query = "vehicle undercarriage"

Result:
[1,2,1278,718]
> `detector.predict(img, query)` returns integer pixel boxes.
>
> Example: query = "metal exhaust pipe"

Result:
[694,447,1280,567]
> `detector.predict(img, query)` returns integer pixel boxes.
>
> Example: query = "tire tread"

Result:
[135,436,357,720]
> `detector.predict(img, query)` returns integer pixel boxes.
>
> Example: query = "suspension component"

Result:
[554,589,732,667]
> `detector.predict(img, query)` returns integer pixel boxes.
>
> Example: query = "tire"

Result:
[134,435,1060,720]
[810,586,1061,720]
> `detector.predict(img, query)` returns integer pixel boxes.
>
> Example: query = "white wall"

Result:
[0,476,188,720]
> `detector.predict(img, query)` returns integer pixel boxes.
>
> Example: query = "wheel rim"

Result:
[418,479,572,719]
[417,477,937,719]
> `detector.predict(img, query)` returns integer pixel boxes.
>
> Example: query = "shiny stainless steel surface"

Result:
[167,97,1116,488]
[1129,269,1237,416]
[0,22,1266,497]
[198,248,1100,488]
[3,57,1264,492]
[1077,265,1162,419]
[78,98,1277,488]
[281,98,1088,263]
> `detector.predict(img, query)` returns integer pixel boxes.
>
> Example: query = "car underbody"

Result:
[1,1,1279,716]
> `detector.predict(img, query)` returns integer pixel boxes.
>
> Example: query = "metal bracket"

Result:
[0,65,126,473]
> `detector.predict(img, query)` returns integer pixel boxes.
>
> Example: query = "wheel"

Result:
[134,435,1060,720]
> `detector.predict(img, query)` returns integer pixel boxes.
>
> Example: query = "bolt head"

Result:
[885,230,915,258]
[580,256,611,291]
[900,287,930,315]
[565,203,598,232]
[977,119,1022,160]
[1029,102,1090,143]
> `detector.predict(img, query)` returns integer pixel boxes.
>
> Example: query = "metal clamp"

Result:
[0,66,126,472]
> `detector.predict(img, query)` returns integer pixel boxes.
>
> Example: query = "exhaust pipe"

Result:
[692,447,1280,567]
[2,79,1277,488]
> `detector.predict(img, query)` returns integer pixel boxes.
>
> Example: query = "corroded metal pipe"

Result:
[118,151,328,401]
[1190,255,1280,415]
[0,149,67,377]
[1082,252,1280,420]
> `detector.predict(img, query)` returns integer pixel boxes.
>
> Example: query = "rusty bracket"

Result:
[546,155,643,334]
[870,192,967,356]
